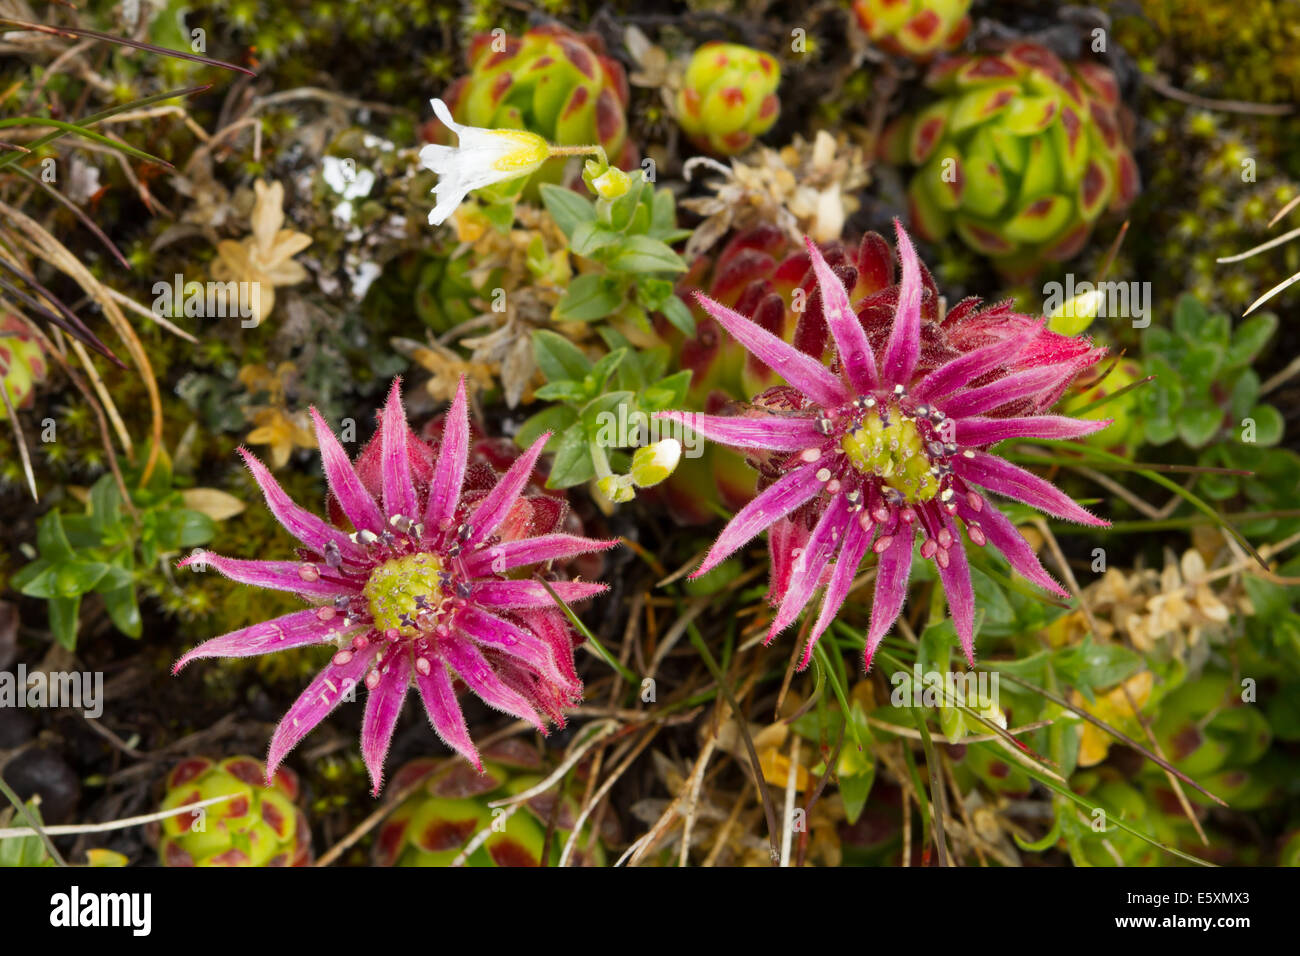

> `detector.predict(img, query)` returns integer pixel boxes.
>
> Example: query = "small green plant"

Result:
[11,458,215,648]
[539,173,694,337]
[1138,295,1281,450]
[517,326,690,501]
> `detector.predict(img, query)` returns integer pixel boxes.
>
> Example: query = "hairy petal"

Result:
[472,579,608,609]
[802,517,874,669]
[173,609,355,672]
[361,644,412,796]
[178,551,357,601]
[441,638,545,731]
[768,495,851,641]
[463,534,619,576]
[806,237,878,392]
[240,448,366,561]
[912,334,1036,402]
[955,415,1111,447]
[380,379,421,522]
[267,641,382,779]
[694,292,848,407]
[941,364,1075,418]
[935,521,976,666]
[456,605,577,692]
[426,376,469,530]
[880,220,923,388]
[413,644,481,770]
[864,525,915,670]
[654,409,825,452]
[956,452,1108,526]
[311,406,385,534]
[959,498,1067,597]
[693,463,824,578]
[466,434,548,546]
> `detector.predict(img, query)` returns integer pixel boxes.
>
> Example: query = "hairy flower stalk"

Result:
[174,378,617,794]
[657,221,1109,670]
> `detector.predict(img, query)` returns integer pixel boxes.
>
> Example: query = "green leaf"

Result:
[538,184,595,237]
[534,380,590,402]
[1246,403,1284,446]
[640,369,692,410]
[516,404,578,451]
[658,293,696,336]
[588,347,628,389]
[553,274,624,322]
[533,330,591,382]
[101,586,142,639]
[1225,312,1277,368]
[569,221,624,257]
[1176,401,1223,448]
[1052,636,1142,700]
[546,426,595,489]
[48,595,81,651]
[89,475,123,538]
[36,512,75,563]
[605,235,687,275]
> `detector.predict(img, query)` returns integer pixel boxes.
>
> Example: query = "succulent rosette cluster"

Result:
[432,24,633,188]
[173,379,617,794]
[0,313,48,419]
[852,0,973,60]
[657,221,1109,669]
[884,42,1140,276]
[675,42,781,156]
[155,756,310,867]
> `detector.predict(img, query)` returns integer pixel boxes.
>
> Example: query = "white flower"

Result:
[419,98,550,226]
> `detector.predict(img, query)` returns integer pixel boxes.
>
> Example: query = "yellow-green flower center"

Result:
[363,553,444,636]
[840,411,940,502]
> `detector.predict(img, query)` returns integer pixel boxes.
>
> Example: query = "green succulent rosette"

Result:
[885,42,1140,277]
[156,756,311,867]
[675,42,780,156]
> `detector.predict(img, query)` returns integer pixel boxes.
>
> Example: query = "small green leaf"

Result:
[516,404,578,450]
[605,235,687,274]
[533,330,591,382]
[658,293,696,336]
[48,595,81,651]
[36,512,75,563]
[546,426,596,488]
[1246,403,1284,446]
[539,183,595,237]
[101,586,142,639]
[553,274,624,322]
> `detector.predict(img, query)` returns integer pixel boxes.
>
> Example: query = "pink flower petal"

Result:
[694,292,848,408]
[654,409,825,452]
[178,551,357,600]
[173,609,356,673]
[768,495,851,641]
[955,452,1108,526]
[413,644,481,771]
[267,640,381,779]
[425,376,469,530]
[864,525,914,670]
[440,638,545,731]
[463,534,620,576]
[934,520,976,666]
[240,448,366,561]
[456,605,578,693]
[361,644,412,795]
[471,579,608,609]
[801,517,874,669]
[805,237,878,392]
[694,463,824,578]
[879,221,923,389]
[958,498,1067,597]
[955,415,1111,447]
[940,364,1076,418]
[466,433,548,546]
[912,334,1036,402]
[311,406,385,534]
[380,378,421,523]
